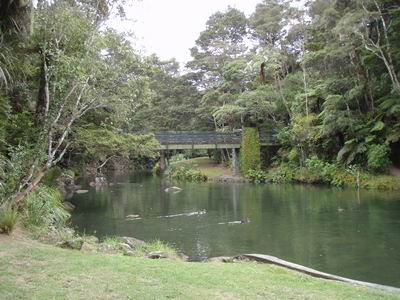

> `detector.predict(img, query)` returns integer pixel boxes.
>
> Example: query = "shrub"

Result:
[42,167,63,186]
[247,169,267,184]
[21,184,70,231]
[0,207,19,234]
[367,144,391,173]
[168,165,207,182]
[266,165,295,183]
[305,156,325,176]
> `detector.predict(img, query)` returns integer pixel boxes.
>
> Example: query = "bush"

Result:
[247,169,267,183]
[166,156,207,182]
[42,167,63,186]
[21,184,70,231]
[266,165,295,183]
[0,207,19,234]
[367,144,391,173]
[168,165,207,182]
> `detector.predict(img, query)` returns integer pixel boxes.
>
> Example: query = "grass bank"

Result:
[0,235,399,299]
[173,157,231,179]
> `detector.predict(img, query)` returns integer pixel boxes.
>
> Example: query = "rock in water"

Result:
[76,189,89,194]
[89,176,108,187]
[164,186,182,193]
[63,201,75,212]
[126,214,140,219]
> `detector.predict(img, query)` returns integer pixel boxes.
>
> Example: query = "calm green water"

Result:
[70,172,400,287]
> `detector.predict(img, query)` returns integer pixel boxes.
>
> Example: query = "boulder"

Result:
[125,214,140,219]
[85,235,99,244]
[63,201,75,212]
[75,190,89,194]
[97,243,118,254]
[89,176,108,187]
[57,238,83,250]
[207,256,233,263]
[118,243,132,252]
[120,237,145,249]
[147,251,169,259]
[178,254,189,261]
[164,186,182,193]
[81,242,97,252]
[123,250,134,256]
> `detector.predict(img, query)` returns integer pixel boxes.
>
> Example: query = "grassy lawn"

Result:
[0,236,399,299]
[176,157,231,179]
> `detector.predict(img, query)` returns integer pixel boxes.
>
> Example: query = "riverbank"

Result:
[177,157,400,190]
[1,233,398,299]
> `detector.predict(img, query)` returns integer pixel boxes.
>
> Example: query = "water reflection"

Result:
[70,172,400,287]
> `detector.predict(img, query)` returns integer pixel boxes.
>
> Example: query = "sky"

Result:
[109,0,263,65]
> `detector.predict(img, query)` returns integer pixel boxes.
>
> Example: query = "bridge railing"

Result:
[155,131,279,146]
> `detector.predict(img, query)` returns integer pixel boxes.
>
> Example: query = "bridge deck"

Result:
[155,131,278,150]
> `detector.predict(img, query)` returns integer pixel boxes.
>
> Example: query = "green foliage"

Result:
[0,206,19,234]
[102,236,123,247]
[42,167,63,186]
[246,169,267,184]
[367,144,391,173]
[165,155,208,182]
[266,165,295,183]
[239,128,261,174]
[72,127,158,166]
[167,165,207,182]
[21,185,70,231]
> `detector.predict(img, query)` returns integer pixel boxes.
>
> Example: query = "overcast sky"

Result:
[108,0,263,65]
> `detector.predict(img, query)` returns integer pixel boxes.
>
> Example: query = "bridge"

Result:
[154,131,279,176]
[154,131,278,150]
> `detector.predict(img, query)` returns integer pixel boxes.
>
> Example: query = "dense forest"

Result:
[1,0,400,211]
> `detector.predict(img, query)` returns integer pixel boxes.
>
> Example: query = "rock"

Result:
[126,214,140,219]
[57,238,83,250]
[81,242,97,252]
[207,256,233,263]
[164,186,182,193]
[85,235,99,244]
[57,174,75,198]
[97,243,118,254]
[120,237,145,249]
[76,189,89,194]
[118,243,132,252]
[63,201,75,212]
[89,176,108,187]
[123,250,134,256]
[148,251,169,259]
[178,254,189,261]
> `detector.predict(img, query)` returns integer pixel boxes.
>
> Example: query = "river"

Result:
[70,172,400,287]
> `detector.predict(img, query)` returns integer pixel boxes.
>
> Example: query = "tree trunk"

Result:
[9,168,47,209]
[35,51,49,126]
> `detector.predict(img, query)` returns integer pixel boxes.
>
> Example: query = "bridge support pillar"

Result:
[159,151,166,172]
[231,148,240,176]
